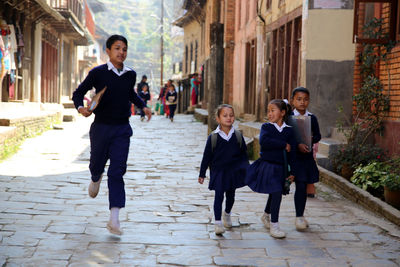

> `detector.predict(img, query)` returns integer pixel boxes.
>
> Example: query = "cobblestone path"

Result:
[0,114,399,266]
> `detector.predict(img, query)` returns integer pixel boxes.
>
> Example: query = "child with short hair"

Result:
[165,84,177,122]
[72,35,152,235]
[246,99,297,238]
[138,84,150,121]
[198,104,249,235]
[290,87,321,230]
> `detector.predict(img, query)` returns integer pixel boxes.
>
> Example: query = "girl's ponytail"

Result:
[283,99,292,123]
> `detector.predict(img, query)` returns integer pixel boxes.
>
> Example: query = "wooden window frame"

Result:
[266,0,272,10]
[353,0,398,43]
[397,0,400,41]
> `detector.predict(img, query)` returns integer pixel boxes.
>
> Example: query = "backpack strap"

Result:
[211,129,243,153]
[234,129,243,149]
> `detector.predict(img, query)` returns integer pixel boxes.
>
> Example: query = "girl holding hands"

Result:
[198,104,249,235]
[246,99,297,238]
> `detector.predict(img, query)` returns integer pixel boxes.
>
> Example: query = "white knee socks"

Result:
[110,207,120,226]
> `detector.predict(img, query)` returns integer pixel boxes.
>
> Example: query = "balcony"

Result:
[50,0,88,45]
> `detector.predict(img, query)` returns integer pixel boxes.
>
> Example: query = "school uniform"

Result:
[165,90,178,119]
[199,126,249,220]
[246,122,297,194]
[138,91,150,118]
[289,109,321,217]
[290,109,321,184]
[72,61,146,209]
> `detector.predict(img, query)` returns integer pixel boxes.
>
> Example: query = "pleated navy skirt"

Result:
[209,160,249,192]
[245,158,285,194]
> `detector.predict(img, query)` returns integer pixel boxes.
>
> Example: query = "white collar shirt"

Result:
[214,125,235,141]
[272,122,290,133]
[293,109,312,116]
[107,61,132,76]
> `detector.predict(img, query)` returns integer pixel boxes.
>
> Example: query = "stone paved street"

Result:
[0,114,400,266]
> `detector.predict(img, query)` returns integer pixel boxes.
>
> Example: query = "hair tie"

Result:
[283,99,289,104]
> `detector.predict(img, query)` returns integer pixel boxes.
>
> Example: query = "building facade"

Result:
[353,0,400,155]
[0,0,97,114]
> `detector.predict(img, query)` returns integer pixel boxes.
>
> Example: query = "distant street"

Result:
[0,114,399,266]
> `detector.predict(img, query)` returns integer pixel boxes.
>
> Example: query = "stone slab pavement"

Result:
[0,114,399,267]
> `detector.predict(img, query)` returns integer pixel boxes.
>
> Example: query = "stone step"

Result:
[238,121,263,139]
[194,108,208,124]
[316,152,333,171]
[62,109,77,122]
[330,127,350,143]
[318,138,345,157]
[62,102,75,109]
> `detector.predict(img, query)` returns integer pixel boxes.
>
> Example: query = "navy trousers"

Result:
[89,122,132,209]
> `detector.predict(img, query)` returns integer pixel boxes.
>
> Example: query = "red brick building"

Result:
[353,0,400,155]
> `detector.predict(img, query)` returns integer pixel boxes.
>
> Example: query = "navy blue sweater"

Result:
[138,91,150,105]
[166,90,177,104]
[72,64,145,125]
[199,133,248,178]
[259,123,298,174]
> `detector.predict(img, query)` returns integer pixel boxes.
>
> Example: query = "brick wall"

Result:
[353,3,400,155]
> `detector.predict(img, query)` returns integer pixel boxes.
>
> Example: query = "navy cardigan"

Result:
[72,64,145,125]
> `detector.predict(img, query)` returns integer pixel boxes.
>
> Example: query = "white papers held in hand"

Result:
[88,86,107,112]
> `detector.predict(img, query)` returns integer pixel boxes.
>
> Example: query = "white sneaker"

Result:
[261,213,270,229]
[88,174,103,198]
[295,216,308,231]
[107,221,123,235]
[222,211,232,228]
[270,222,286,238]
[214,223,225,235]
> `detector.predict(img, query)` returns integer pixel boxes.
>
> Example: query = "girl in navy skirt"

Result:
[290,87,321,231]
[246,99,297,238]
[198,104,249,235]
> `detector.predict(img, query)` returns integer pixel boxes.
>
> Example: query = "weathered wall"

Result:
[232,0,257,116]
[304,9,355,137]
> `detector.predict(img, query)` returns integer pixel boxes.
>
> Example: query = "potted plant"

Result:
[334,18,393,179]
[333,142,384,180]
[382,157,400,209]
[350,162,385,198]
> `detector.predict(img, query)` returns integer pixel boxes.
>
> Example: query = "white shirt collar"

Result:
[107,61,132,76]
[214,125,235,141]
[271,122,290,132]
[293,109,312,116]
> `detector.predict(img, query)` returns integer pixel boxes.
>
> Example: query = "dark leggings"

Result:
[264,192,282,223]
[294,181,307,217]
[214,189,236,220]
[169,104,177,119]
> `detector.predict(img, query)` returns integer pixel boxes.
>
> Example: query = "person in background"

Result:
[165,83,178,122]
[138,84,151,122]
[137,75,149,94]
[72,35,152,235]
[190,73,200,106]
